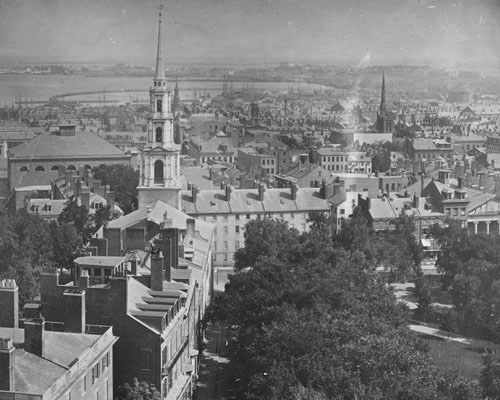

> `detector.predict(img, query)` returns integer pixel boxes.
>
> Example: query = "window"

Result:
[157,99,163,113]
[223,215,228,221]
[235,240,240,249]
[20,166,28,172]
[141,349,152,370]
[82,375,87,394]
[235,226,239,234]
[246,214,250,219]
[212,215,216,221]
[223,254,228,262]
[223,226,228,235]
[92,363,100,384]
[223,241,228,250]
[235,214,240,221]
[155,127,163,142]
[35,166,45,171]
[154,160,164,184]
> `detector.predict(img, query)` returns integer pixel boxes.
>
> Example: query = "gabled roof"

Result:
[181,187,330,214]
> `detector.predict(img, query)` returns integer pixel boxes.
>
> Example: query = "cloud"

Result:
[0,0,498,67]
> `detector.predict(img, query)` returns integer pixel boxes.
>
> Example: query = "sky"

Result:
[0,0,499,68]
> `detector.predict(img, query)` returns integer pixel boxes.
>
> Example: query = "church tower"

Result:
[376,72,394,133]
[137,7,184,209]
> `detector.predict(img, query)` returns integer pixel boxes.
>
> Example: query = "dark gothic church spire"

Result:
[379,72,386,117]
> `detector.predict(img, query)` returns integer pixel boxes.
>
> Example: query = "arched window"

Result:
[51,165,59,171]
[35,166,45,171]
[156,127,163,143]
[84,165,92,171]
[157,99,163,113]
[20,166,28,172]
[67,165,76,171]
[154,160,164,184]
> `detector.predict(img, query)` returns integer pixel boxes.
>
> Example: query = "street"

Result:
[195,323,238,400]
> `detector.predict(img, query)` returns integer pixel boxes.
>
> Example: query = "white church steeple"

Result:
[137,6,184,209]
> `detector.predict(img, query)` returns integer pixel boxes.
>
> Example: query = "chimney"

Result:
[87,173,94,190]
[160,228,179,272]
[413,195,421,209]
[106,191,115,215]
[333,182,341,196]
[291,183,298,201]
[150,252,164,291]
[191,185,198,203]
[322,179,334,199]
[80,270,90,289]
[479,172,486,190]
[0,338,14,391]
[186,218,196,240]
[488,173,495,192]
[74,178,82,198]
[258,183,266,201]
[0,279,18,328]
[225,185,232,202]
[420,173,425,196]
[130,253,140,275]
[24,317,45,357]
[80,187,90,210]
[63,289,86,333]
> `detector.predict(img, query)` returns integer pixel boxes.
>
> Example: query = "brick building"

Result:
[37,196,214,399]
[8,125,131,191]
[0,279,117,400]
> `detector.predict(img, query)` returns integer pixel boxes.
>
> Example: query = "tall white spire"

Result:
[155,5,165,81]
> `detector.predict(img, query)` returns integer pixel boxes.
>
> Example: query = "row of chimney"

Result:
[0,278,87,391]
[189,180,337,203]
[57,167,116,211]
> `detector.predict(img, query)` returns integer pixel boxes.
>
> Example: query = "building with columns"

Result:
[422,169,500,235]
[137,8,184,210]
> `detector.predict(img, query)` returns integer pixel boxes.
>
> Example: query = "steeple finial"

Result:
[379,72,386,117]
[155,5,165,80]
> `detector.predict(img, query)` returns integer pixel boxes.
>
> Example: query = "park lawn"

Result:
[417,333,492,380]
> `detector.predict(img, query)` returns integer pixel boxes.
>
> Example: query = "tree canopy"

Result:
[0,208,82,305]
[93,164,139,214]
[209,217,480,399]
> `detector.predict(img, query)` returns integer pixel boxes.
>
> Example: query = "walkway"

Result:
[195,323,237,400]
[409,324,500,350]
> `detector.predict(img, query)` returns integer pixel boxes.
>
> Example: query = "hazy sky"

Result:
[0,0,499,68]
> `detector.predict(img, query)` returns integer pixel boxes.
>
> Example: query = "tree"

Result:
[49,221,83,274]
[93,164,139,214]
[116,378,160,400]
[372,151,391,173]
[480,354,500,399]
[414,276,432,319]
[210,218,479,399]
[58,197,94,242]
[233,219,300,271]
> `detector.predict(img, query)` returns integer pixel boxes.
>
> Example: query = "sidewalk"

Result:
[195,323,236,400]
[409,324,500,350]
